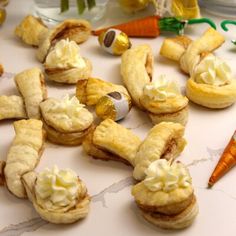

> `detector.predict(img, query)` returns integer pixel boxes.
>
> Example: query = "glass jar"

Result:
[199,0,236,17]
[33,0,109,24]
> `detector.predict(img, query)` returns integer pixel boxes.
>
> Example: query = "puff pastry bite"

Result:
[186,54,236,108]
[160,28,236,108]
[14,68,47,119]
[133,122,186,181]
[40,95,94,146]
[83,119,142,166]
[37,19,91,62]
[132,159,198,229]
[15,15,48,46]
[0,95,27,121]
[44,39,92,84]
[121,44,153,109]
[140,76,189,125]
[76,77,130,106]
[22,166,90,224]
[4,119,45,198]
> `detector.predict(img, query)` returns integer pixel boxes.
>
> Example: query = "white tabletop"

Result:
[1,1,236,236]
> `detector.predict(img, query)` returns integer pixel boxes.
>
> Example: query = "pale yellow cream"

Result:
[143,76,180,101]
[35,166,79,211]
[45,39,86,68]
[193,54,232,86]
[144,159,192,192]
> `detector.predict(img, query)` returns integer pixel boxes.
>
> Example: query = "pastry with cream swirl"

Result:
[186,54,236,108]
[160,28,236,108]
[141,76,189,125]
[44,39,92,84]
[132,159,198,229]
[40,95,94,146]
[133,121,186,181]
[22,166,90,224]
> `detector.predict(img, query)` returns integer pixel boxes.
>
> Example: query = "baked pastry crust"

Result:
[142,195,198,229]
[37,19,91,62]
[121,45,153,109]
[0,95,27,121]
[15,15,48,46]
[141,94,189,125]
[133,122,186,180]
[186,78,236,108]
[0,63,4,76]
[83,119,142,166]
[14,68,47,119]
[4,119,45,198]
[45,58,92,84]
[22,171,90,224]
[76,77,130,106]
[40,98,94,146]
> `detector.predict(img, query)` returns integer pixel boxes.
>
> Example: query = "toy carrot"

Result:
[208,131,236,187]
[92,16,216,37]
[221,20,236,45]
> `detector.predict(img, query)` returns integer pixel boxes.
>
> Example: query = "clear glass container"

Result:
[199,0,236,17]
[33,0,109,24]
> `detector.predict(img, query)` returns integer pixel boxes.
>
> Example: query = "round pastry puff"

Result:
[132,182,198,229]
[40,98,94,146]
[22,171,90,224]
[141,95,189,126]
[45,58,92,84]
[186,78,236,109]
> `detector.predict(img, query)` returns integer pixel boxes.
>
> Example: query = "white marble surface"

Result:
[1,1,236,236]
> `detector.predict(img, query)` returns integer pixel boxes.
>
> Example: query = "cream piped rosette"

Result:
[44,39,92,84]
[141,75,189,125]
[132,159,198,229]
[186,54,236,108]
[40,95,94,146]
[133,121,186,181]
[22,166,90,224]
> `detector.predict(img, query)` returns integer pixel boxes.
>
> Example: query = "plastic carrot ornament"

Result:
[221,20,236,45]
[208,131,236,187]
[92,16,216,37]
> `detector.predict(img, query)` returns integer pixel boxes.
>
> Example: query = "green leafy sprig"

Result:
[60,0,96,15]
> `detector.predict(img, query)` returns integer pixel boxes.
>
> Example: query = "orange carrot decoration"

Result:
[208,131,236,187]
[92,16,216,37]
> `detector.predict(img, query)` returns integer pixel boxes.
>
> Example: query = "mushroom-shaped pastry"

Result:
[140,76,189,125]
[133,122,186,181]
[22,166,90,224]
[132,159,198,229]
[40,95,94,146]
[44,39,92,84]
[37,19,91,62]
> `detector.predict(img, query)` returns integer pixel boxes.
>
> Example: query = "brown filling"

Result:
[160,139,177,161]
[145,53,153,81]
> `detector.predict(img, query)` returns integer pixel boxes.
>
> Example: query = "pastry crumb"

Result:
[0,64,4,76]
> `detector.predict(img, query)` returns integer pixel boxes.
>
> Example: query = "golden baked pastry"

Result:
[160,28,236,108]
[83,119,142,166]
[133,122,186,181]
[37,19,91,62]
[4,119,45,198]
[40,96,94,146]
[44,39,92,84]
[132,159,198,229]
[121,44,153,109]
[14,68,47,119]
[22,166,90,224]
[15,15,48,46]
[0,95,27,121]
[76,77,130,106]
[140,76,189,125]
